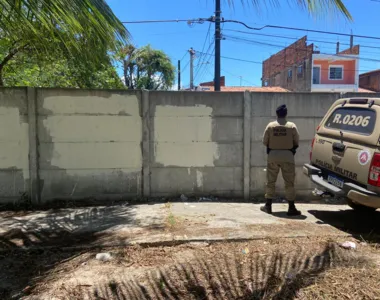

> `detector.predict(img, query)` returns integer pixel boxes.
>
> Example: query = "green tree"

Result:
[0,0,129,86]
[119,45,175,90]
[2,49,124,89]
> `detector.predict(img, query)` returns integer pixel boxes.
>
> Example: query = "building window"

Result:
[313,66,321,84]
[329,66,343,80]
[297,65,303,77]
[288,69,292,78]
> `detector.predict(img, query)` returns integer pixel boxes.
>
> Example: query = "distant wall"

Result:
[1,88,379,204]
[359,72,380,92]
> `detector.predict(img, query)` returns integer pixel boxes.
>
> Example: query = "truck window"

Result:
[324,107,376,135]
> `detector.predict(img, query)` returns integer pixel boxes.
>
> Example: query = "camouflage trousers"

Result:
[265,161,296,201]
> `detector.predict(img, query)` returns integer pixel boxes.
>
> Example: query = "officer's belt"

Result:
[267,148,296,154]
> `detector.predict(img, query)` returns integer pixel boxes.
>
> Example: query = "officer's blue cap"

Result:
[276,104,287,115]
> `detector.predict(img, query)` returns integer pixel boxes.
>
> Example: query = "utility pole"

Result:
[178,60,181,91]
[336,41,340,54]
[214,0,221,91]
[239,76,242,86]
[189,47,195,90]
[350,30,354,49]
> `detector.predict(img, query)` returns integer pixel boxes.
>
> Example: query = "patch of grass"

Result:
[167,213,176,227]
[165,212,183,231]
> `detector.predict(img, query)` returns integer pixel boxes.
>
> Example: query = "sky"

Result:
[107,0,380,89]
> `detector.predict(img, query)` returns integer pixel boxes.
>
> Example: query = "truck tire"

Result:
[346,198,377,213]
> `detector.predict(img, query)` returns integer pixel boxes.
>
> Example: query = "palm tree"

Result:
[118,45,137,89]
[118,45,175,90]
[0,0,129,48]
[0,0,130,86]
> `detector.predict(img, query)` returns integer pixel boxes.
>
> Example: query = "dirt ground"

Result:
[1,202,380,299]
[1,237,379,300]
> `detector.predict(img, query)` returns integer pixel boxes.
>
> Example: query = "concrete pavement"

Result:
[1,202,379,249]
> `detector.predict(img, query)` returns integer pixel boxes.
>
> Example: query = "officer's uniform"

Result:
[261,104,301,216]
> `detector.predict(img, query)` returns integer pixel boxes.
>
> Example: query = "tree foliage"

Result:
[0,0,129,59]
[119,45,175,90]
[233,0,351,19]
[2,49,124,89]
[0,0,129,87]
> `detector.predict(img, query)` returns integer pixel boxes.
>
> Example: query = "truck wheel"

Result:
[346,198,377,213]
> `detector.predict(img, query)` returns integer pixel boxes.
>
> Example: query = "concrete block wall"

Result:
[0,88,29,202]
[148,92,244,197]
[37,89,142,201]
[1,88,379,204]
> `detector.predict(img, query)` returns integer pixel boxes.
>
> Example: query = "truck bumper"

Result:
[303,164,380,209]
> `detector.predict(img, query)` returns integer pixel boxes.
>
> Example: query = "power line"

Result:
[123,18,380,41]
[222,68,258,86]
[194,42,214,81]
[224,29,299,41]
[224,35,380,57]
[199,47,215,83]
[221,20,380,41]
[182,58,190,74]
[194,49,262,64]
[194,24,213,81]
[195,47,375,73]
[195,58,259,86]
[224,35,380,64]
[224,29,380,50]
[121,18,209,24]
[180,50,188,61]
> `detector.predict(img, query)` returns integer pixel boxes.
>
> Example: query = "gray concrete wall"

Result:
[0,88,29,203]
[148,92,244,197]
[37,89,142,201]
[1,88,380,204]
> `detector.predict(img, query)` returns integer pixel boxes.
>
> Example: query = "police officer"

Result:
[261,104,301,216]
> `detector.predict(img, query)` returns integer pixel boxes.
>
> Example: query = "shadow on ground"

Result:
[65,242,373,300]
[309,208,380,242]
[272,211,307,220]
[0,206,162,299]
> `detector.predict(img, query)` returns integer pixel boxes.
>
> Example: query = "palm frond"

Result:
[0,0,130,60]
[229,0,352,20]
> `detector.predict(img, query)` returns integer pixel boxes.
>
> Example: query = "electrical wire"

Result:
[194,42,214,82]
[194,49,262,64]
[182,58,190,74]
[180,50,188,61]
[197,47,215,84]
[195,47,375,74]
[193,23,213,81]
[220,20,380,41]
[224,29,380,51]
[122,18,209,24]
[221,68,258,86]
[224,35,380,64]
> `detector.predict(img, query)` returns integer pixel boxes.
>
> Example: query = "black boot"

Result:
[260,199,272,214]
[287,201,301,216]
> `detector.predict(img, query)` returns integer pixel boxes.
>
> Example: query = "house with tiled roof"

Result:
[195,76,289,92]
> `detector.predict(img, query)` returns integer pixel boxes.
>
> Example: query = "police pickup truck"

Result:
[304,98,380,212]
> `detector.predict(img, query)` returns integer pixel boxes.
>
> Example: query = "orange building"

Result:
[311,54,358,92]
